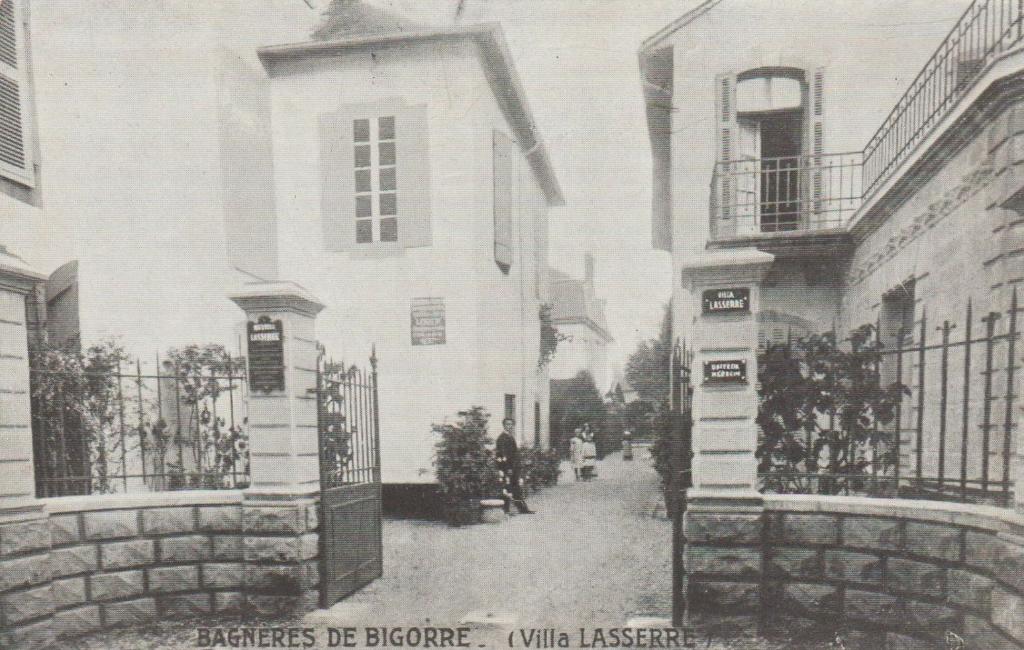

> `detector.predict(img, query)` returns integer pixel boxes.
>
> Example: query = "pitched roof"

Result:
[312,0,423,41]
[258,21,564,207]
[640,0,726,53]
[548,267,612,343]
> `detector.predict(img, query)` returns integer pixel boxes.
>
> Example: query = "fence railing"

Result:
[31,358,250,497]
[710,0,1024,240]
[314,352,381,489]
[711,152,863,239]
[863,0,1024,197]
[757,293,1019,508]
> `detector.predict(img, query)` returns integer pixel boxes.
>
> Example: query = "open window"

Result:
[716,67,824,235]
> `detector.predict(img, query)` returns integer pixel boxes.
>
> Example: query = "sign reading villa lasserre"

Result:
[247,316,285,392]
[703,359,747,384]
[702,287,750,314]
[411,297,446,346]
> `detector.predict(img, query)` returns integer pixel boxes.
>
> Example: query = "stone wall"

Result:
[838,91,1024,496]
[0,491,320,649]
[685,495,1024,649]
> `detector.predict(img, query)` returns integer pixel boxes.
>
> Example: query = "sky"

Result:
[360,0,971,376]
[369,0,697,375]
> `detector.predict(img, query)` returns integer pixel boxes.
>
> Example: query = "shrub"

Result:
[757,325,907,495]
[433,407,502,516]
[549,371,611,458]
[519,447,561,492]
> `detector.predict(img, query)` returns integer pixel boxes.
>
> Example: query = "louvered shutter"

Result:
[319,110,356,252]
[396,103,432,248]
[493,130,518,272]
[0,0,30,185]
[809,68,825,224]
[715,73,738,237]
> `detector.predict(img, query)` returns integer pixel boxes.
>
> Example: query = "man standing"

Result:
[496,417,535,514]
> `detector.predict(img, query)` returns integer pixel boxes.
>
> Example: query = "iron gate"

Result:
[315,348,383,607]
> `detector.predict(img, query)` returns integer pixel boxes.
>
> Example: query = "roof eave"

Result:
[257,23,565,208]
[639,0,725,54]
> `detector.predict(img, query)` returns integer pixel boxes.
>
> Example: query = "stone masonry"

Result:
[684,495,1024,649]
[0,494,321,648]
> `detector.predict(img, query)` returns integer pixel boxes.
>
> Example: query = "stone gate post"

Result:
[679,249,773,621]
[0,248,45,512]
[229,281,324,613]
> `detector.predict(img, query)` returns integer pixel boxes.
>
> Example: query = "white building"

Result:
[0,0,561,487]
[548,254,613,393]
[259,9,564,483]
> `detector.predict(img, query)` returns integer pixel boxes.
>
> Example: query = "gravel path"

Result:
[317,449,674,629]
[68,450,841,649]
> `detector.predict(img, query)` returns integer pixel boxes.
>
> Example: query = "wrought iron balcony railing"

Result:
[710,153,863,239]
[709,0,1024,242]
[863,0,1024,197]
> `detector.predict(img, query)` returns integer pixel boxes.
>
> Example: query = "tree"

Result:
[757,325,907,496]
[625,302,672,404]
[549,371,611,458]
[538,303,567,368]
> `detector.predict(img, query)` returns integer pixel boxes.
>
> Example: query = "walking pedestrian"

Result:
[496,417,535,514]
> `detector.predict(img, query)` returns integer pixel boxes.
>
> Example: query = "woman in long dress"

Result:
[582,427,597,480]
[570,428,585,480]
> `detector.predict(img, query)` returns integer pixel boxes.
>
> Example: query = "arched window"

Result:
[716,67,825,234]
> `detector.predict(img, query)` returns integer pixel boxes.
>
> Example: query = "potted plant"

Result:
[433,407,502,526]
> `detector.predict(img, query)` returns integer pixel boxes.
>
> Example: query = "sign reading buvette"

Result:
[702,287,750,314]
[703,359,747,383]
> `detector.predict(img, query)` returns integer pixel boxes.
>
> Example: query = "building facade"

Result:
[259,17,563,484]
[1,0,560,488]
[548,254,613,392]
[641,0,1024,502]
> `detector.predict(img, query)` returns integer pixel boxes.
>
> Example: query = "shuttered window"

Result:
[353,115,399,243]
[493,130,519,272]
[320,100,431,252]
[0,0,31,185]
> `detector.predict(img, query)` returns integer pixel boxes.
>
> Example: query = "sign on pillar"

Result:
[229,281,324,496]
[681,249,774,501]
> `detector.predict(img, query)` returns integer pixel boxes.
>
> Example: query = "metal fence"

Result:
[863,0,1024,196]
[31,357,250,497]
[314,351,381,489]
[757,293,1019,507]
[711,152,864,238]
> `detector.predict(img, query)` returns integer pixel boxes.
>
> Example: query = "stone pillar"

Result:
[229,281,323,613]
[0,247,45,511]
[0,248,52,649]
[679,249,773,620]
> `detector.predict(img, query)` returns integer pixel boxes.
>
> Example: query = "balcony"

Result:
[709,0,1024,247]
[710,153,863,244]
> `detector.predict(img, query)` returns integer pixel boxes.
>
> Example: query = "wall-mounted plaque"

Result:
[702,287,750,314]
[411,297,446,346]
[703,359,747,384]
[247,316,285,392]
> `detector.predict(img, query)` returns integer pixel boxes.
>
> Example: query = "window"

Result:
[353,116,398,244]
[0,0,31,186]
[504,394,516,424]
[533,401,541,447]
[717,68,823,235]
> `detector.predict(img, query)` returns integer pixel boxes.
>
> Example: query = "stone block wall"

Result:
[0,492,320,649]
[684,495,1024,649]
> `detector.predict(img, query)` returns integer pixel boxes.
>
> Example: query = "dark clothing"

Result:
[496,432,518,469]
[495,431,531,514]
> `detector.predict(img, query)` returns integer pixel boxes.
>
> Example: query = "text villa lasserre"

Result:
[195,626,697,648]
